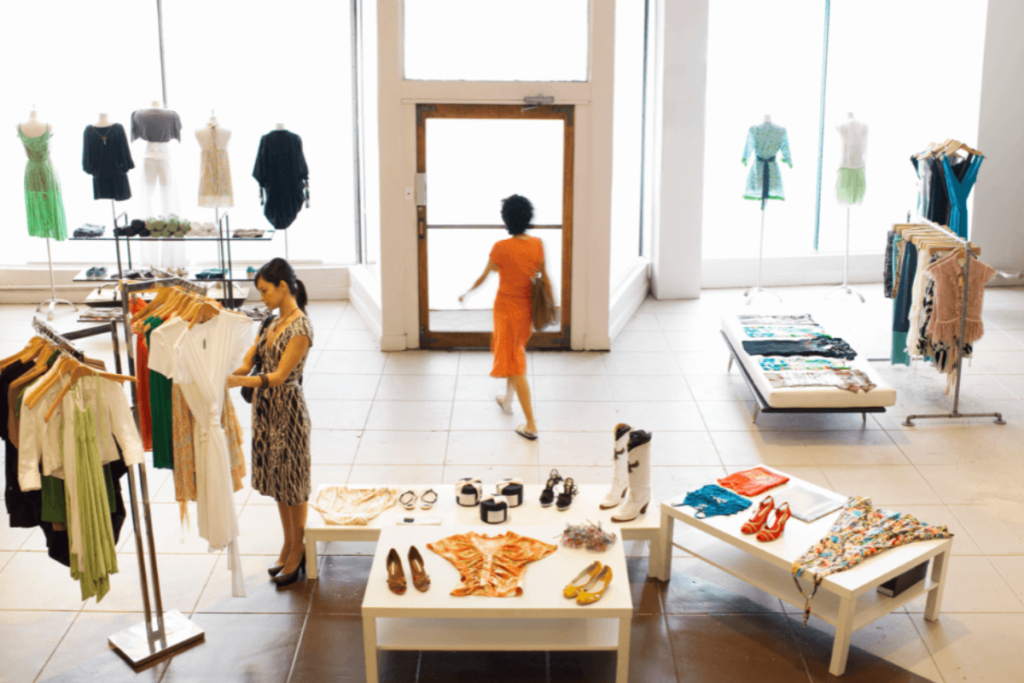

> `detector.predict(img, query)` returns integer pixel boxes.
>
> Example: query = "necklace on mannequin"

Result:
[92,126,113,145]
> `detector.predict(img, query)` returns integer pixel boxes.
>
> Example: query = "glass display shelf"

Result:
[69,228,275,242]
[72,268,257,284]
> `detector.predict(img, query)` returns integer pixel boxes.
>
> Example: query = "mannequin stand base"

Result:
[825,284,866,303]
[743,286,782,306]
[903,411,1006,427]
[108,609,205,668]
[35,299,77,322]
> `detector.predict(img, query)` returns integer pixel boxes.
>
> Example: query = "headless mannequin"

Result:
[275,123,286,130]
[95,113,111,128]
[764,114,772,124]
[18,109,51,138]
[195,116,232,151]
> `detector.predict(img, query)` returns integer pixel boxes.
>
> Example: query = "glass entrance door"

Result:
[417,104,574,349]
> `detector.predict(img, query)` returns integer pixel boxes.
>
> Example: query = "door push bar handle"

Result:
[418,206,426,239]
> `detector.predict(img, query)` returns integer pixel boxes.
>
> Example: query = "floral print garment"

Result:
[757,357,851,372]
[743,326,824,340]
[427,531,557,597]
[742,122,793,202]
[792,497,952,626]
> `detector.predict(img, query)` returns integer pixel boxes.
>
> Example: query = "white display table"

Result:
[361,525,633,683]
[305,484,662,580]
[653,467,952,676]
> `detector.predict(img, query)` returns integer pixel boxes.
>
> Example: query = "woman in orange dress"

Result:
[460,195,550,440]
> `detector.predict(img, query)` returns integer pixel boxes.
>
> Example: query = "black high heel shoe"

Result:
[556,478,579,512]
[540,469,564,507]
[273,553,307,588]
[268,564,285,578]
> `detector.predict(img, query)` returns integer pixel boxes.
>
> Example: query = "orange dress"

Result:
[427,531,557,597]
[489,236,545,378]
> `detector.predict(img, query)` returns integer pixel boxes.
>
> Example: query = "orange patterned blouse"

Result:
[427,531,558,597]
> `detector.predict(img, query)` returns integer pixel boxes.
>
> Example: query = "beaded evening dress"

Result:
[18,128,67,241]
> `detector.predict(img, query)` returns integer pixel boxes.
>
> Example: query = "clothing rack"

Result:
[903,218,1006,426]
[31,318,121,373]
[106,277,206,666]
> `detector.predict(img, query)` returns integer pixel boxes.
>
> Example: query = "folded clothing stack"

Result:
[73,223,105,238]
[232,229,265,239]
[191,221,218,237]
[195,268,227,280]
[114,219,150,237]
[147,215,192,238]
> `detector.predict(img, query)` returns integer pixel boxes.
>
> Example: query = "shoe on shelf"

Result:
[408,546,431,592]
[273,552,307,588]
[600,423,632,510]
[756,503,791,543]
[556,477,578,512]
[399,490,418,510]
[420,489,438,510]
[564,561,603,599]
[611,430,653,523]
[540,469,563,507]
[455,477,483,506]
[576,565,613,605]
[741,496,775,535]
[386,548,407,595]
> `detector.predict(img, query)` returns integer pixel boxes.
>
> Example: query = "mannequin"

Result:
[132,101,184,268]
[764,114,772,124]
[96,113,111,128]
[275,123,286,130]
[18,109,73,318]
[828,112,869,303]
[196,115,235,210]
[741,114,791,304]
[18,108,50,138]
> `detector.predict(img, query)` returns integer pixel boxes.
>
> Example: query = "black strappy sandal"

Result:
[556,478,579,512]
[540,469,563,507]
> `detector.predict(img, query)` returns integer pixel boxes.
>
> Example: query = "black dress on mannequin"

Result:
[82,123,134,200]
[252,130,309,230]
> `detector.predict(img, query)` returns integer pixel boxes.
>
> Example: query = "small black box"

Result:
[877,561,929,598]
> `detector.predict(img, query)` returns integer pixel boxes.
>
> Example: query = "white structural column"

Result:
[973,0,1024,278]
[370,0,617,351]
[649,0,709,300]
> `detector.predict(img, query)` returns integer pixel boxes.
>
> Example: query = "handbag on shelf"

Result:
[531,273,556,331]
[242,314,276,404]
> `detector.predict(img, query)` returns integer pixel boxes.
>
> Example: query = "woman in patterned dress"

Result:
[227,258,313,586]
[459,195,550,440]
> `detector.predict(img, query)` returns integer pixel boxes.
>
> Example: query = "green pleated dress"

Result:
[18,129,67,241]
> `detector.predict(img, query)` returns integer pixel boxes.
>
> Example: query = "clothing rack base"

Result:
[109,609,204,667]
[744,206,782,305]
[825,208,865,303]
[36,237,77,321]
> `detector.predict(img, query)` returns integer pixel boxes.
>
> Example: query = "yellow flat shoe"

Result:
[563,561,603,599]
[576,566,613,605]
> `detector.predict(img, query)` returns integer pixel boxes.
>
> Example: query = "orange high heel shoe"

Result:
[756,502,791,542]
[576,566,613,605]
[741,496,775,535]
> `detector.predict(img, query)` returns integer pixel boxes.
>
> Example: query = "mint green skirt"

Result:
[836,167,866,206]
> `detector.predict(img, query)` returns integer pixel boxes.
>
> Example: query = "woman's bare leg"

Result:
[276,502,291,567]
[503,378,516,405]
[511,374,536,433]
[282,502,309,573]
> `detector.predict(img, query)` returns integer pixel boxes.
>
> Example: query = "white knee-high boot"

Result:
[611,430,652,522]
[600,423,632,509]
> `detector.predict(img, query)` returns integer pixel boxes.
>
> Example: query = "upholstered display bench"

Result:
[305,484,663,580]
[362,525,633,683]
[653,467,952,677]
[721,315,896,423]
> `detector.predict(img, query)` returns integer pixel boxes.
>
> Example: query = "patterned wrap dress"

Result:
[489,236,545,378]
[251,315,314,505]
[741,122,792,208]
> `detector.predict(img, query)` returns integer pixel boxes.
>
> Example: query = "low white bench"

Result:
[305,484,663,580]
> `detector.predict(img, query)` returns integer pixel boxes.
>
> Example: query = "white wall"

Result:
[973,0,1024,279]
[372,0,616,351]
[650,0,709,300]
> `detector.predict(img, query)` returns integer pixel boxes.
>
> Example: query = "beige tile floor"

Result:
[2,284,1024,682]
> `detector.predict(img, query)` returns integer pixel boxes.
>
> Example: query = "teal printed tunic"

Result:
[741,122,792,204]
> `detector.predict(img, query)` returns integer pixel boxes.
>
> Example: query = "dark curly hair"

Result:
[500,194,534,235]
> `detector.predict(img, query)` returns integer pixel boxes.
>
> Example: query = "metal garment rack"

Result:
[902,220,1006,427]
[106,277,206,666]
[31,318,120,373]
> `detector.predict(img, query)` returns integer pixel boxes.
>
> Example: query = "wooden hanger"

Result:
[44,361,137,423]
[130,289,173,321]
[0,336,48,371]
